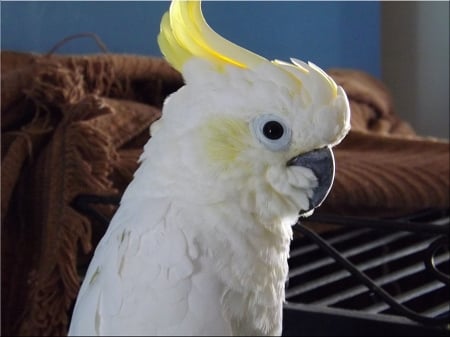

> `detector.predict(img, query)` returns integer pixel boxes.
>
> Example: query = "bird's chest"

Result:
[211,247,287,336]
[220,272,285,336]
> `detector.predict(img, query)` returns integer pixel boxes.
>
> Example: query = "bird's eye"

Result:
[263,121,284,140]
[251,114,292,151]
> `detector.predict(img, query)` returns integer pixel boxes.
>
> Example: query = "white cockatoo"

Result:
[68,0,350,335]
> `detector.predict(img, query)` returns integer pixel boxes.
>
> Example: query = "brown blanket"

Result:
[1,51,449,336]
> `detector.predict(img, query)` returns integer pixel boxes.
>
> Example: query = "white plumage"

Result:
[68,1,350,335]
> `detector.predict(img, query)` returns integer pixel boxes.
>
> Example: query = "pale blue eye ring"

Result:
[250,114,292,151]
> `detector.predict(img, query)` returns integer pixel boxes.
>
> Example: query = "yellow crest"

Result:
[157,0,338,100]
[157,0,266,72]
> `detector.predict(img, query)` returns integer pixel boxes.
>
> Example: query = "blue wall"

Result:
[1,1,380,77]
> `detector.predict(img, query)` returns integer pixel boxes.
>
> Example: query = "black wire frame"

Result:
[72,194,450,328]
[296,211,450,328]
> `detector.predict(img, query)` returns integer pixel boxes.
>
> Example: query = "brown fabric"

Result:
[327,68,417,136]
[1,51,448,336]
[323,130,449,216]
[1,51,183,336]
[323,68,449,216]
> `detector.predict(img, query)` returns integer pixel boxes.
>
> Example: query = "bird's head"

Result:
[155,0,350,227]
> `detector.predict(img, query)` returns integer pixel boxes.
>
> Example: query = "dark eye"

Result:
[251,114,292,151]
[263,121,284,140]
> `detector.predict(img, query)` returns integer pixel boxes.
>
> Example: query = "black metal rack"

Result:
[283,209,449,336]
[72,195,449,335]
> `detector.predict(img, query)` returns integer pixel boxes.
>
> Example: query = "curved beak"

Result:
[287,146,335,214]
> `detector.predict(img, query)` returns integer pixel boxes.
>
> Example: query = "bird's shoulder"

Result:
[70,196,229,335]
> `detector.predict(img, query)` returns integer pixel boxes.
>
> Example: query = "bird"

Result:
[68,0,350,335]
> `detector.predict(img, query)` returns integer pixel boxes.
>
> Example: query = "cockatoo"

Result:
[68,0,350,335]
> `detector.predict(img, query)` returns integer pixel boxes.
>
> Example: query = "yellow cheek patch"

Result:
[201,117,250,165]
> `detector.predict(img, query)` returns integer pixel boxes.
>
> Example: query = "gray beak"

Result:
[287,146,335,213]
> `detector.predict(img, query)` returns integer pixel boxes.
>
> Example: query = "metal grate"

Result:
[283,209,450,336]
[72,195,449,335]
